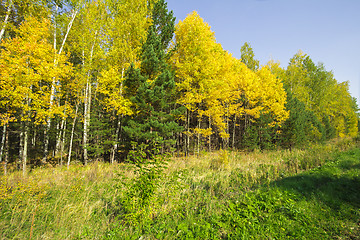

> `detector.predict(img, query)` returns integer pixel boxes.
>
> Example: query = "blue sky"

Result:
[167,0,360,106]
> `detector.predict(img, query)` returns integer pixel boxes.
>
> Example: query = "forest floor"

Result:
[1,138,359,239]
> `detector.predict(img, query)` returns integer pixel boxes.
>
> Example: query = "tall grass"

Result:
[0,138,358,239]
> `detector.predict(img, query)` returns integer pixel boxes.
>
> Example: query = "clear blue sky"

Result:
[167,0,360,106]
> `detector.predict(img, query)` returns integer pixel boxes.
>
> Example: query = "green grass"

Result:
[220,148,360,239]
[1,139,359,239]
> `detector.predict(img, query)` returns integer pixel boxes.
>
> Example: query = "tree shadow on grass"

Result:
[270,160,360,210]
[272,174,360,209]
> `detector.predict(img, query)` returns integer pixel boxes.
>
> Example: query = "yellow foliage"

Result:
[0,17,73,125]
[0,175,48,203]
[256,66,289,125]
[98,67,133,116]
[193,127,213,137]
[172,11,289,142]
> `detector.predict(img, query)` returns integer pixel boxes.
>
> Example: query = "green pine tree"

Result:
[280,90,324,149]
[123,0,183,153]
[87,102,114,162]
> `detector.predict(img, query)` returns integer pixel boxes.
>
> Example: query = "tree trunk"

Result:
[60,119,67,165]
[208,116,211,152]
[32,128,36,146]
[186,109,190,157]
[68,102,78,168]
[58,9,78,57]
[22,122,29,175]
[225,111,229,148]
[43,124,50,162]
[197,116,200,155]
[55,121,61,158]
[110,67,125,164]
[43,4,58,163]
[0,0,13,42]
[44,7,78,162]
[82,31,97,165]
[83,77,92,165]
[232,115,236,150]
[243,113,248,147]
[4,128,8,175]
[55,117,66,158]
[19,122,24,171]
[0,124,6,164]
[110,119,121,164]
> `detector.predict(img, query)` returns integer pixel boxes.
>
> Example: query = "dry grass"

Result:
[0,138,357,239]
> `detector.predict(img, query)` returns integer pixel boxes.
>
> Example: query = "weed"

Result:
[1,138,359,239]
[109,142,170,231]
[210,149,230,170]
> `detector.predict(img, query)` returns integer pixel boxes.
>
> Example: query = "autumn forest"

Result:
[0,0,359,174]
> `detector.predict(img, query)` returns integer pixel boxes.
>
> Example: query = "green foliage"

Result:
[123,0,183,152]
[242,124,259,151]
[1,140,359,239]
[0,0,358,169]
[240,42,259,71]
[210,148,230,169]
[86,105,114,161]
[280,90,325,149]
[284,51,358,139]
[111,142,169,226]
[240,112,278,151]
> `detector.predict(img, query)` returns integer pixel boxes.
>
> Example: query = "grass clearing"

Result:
[0,138,359,239]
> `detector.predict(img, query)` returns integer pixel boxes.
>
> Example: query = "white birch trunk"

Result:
[44,7,79,162]
[43,126,49,162]
[83,76,92,165]
[110,120,121,164]
[67,103,78,168]
[4,129,8,175]
[110,67,125,164]
[55,122,61,157]
[0,124,6,164]
[22,123,29,175]
[225,110,229,148]
[186,109,190,157]
[32,128,36,146]
[197,116,200,155]
[208,117,211,152]
[60,119,67,165]
[23,89,32,174]
[57,9,78,57]
[43,4,57,162]
[232,115,236,150]
[19,123,23,170]
[0,0,13,42]
[83,32,97,165]
[55,117,66,157]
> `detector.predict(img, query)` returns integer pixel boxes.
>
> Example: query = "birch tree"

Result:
[42,0,81,161]
[0,17,72,173]
[171,11,222,152]
[0,0,49,41]
[97,0,151,163]
[69,0,107,164]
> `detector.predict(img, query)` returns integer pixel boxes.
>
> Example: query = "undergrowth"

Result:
[0,138,359,239]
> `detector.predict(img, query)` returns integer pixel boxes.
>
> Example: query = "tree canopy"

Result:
[0,1,358,173]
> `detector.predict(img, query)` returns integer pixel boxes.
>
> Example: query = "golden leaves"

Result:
[171,11,290,140]
[97,67,133,116]
[0,17,73,125]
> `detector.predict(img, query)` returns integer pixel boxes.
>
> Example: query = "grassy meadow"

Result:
[1,138,359,239]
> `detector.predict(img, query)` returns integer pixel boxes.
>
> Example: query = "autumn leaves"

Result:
[171,11,288,149]
[0,1,358,170]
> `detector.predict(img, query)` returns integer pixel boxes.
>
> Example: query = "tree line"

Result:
[0,0,358,174]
